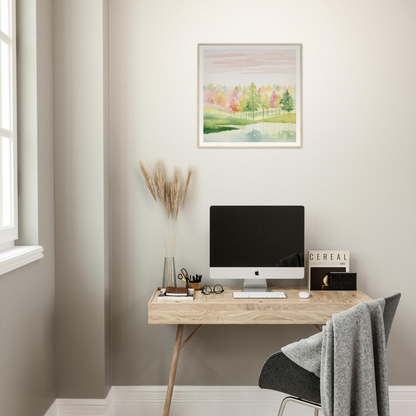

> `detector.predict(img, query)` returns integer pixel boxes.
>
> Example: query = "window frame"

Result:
[0,0,43,275]
[0,0,18,246]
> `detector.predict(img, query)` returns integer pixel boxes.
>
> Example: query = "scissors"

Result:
[177,268,190,283]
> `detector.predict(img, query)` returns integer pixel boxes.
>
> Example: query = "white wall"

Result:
[110,0,416,386]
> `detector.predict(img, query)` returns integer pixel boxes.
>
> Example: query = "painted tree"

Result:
[214,91,220,110]
[214,91,226,112]
[230,91,239,102]
[260,94,270,118]
[239,97,249,118]
[265,97,270,116]
[239,92,247,102]
[228,91,239,114]
[218,91,226,111]
[247,82,261,120]
[279,90,294,114]
[276,93,282,114]
[270,90,277,114]
[286,96,295,113]
[204,90,215,106]
[229,99,240,116]
[202,83,296,118]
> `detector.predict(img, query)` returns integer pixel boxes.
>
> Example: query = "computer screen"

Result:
[209,205,304,288]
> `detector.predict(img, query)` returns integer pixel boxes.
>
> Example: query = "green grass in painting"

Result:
[204,106,221,114]
[203,110,256,134]
[204,126,239,134]
[203,107,296,135]
[262,113,296,124]
[204,112,256,126]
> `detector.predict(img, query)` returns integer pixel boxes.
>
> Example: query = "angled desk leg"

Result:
[163,324,204,416]
[163,324,184,416]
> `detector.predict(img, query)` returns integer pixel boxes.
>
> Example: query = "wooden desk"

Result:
[148,286,372,416]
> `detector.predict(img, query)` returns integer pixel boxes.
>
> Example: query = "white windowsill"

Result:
[0,245,44,276]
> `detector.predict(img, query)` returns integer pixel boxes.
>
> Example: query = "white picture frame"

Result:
[198,44,302,148]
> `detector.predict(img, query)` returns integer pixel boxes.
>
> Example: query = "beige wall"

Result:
[2,1,415,412]
[0,0,56,415]
[54,0,111,399]
[110,0,416,386]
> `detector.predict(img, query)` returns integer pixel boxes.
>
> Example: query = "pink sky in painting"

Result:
[203,48,297,86]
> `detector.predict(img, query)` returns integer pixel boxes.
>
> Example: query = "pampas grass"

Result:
[156,159,165,203]
[139,159,193,286]
[171,167,180,221]
[139,160,157,201]
[163,180,170,219]
[182,164,193,205]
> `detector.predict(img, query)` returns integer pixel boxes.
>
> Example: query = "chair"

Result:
[258,293,401,416]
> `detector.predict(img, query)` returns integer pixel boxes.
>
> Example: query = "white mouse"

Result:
[299,291,311,299]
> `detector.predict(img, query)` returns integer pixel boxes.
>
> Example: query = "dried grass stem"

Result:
[139,159,194,284]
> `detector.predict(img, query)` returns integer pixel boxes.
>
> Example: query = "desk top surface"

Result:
[148,286,372,325]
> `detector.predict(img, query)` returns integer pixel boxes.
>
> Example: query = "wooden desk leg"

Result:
[163,324,184,416]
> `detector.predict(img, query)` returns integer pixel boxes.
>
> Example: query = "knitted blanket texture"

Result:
[282,299,389,416]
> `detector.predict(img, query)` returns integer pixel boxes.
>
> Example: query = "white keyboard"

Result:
[233,291,286,299]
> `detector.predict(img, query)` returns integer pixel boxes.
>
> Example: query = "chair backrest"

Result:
[383,293,401,345]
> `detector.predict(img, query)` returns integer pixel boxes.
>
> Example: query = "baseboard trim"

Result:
[55,389,114,416]
[389,385,416,402]
[45,385,416,416]
[44,400,58,416]
[112,385,282,403]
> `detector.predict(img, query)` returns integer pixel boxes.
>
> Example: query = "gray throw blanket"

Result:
[282,299,389,416]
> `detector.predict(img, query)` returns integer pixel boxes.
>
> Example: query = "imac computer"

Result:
[209,205,305,292]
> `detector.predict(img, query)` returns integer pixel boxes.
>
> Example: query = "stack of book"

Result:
[308,250,350,290]
[157,286,195,301]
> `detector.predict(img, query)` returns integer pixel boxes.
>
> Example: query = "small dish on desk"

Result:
[299,291,311,299]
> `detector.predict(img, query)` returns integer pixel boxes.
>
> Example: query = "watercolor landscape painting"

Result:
[198,44,302,148]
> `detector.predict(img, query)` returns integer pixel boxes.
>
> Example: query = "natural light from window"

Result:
[0,0,16,241]
[0,0,43,274]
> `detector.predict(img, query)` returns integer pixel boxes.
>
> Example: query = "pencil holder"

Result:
[187,282,201,290]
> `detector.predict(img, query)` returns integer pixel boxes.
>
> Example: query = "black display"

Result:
[210,206,304,268]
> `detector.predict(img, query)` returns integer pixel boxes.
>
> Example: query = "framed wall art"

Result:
[198,44,302,148]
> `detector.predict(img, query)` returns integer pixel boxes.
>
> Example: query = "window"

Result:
[0,0,17,247]
[0,0,42,275]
